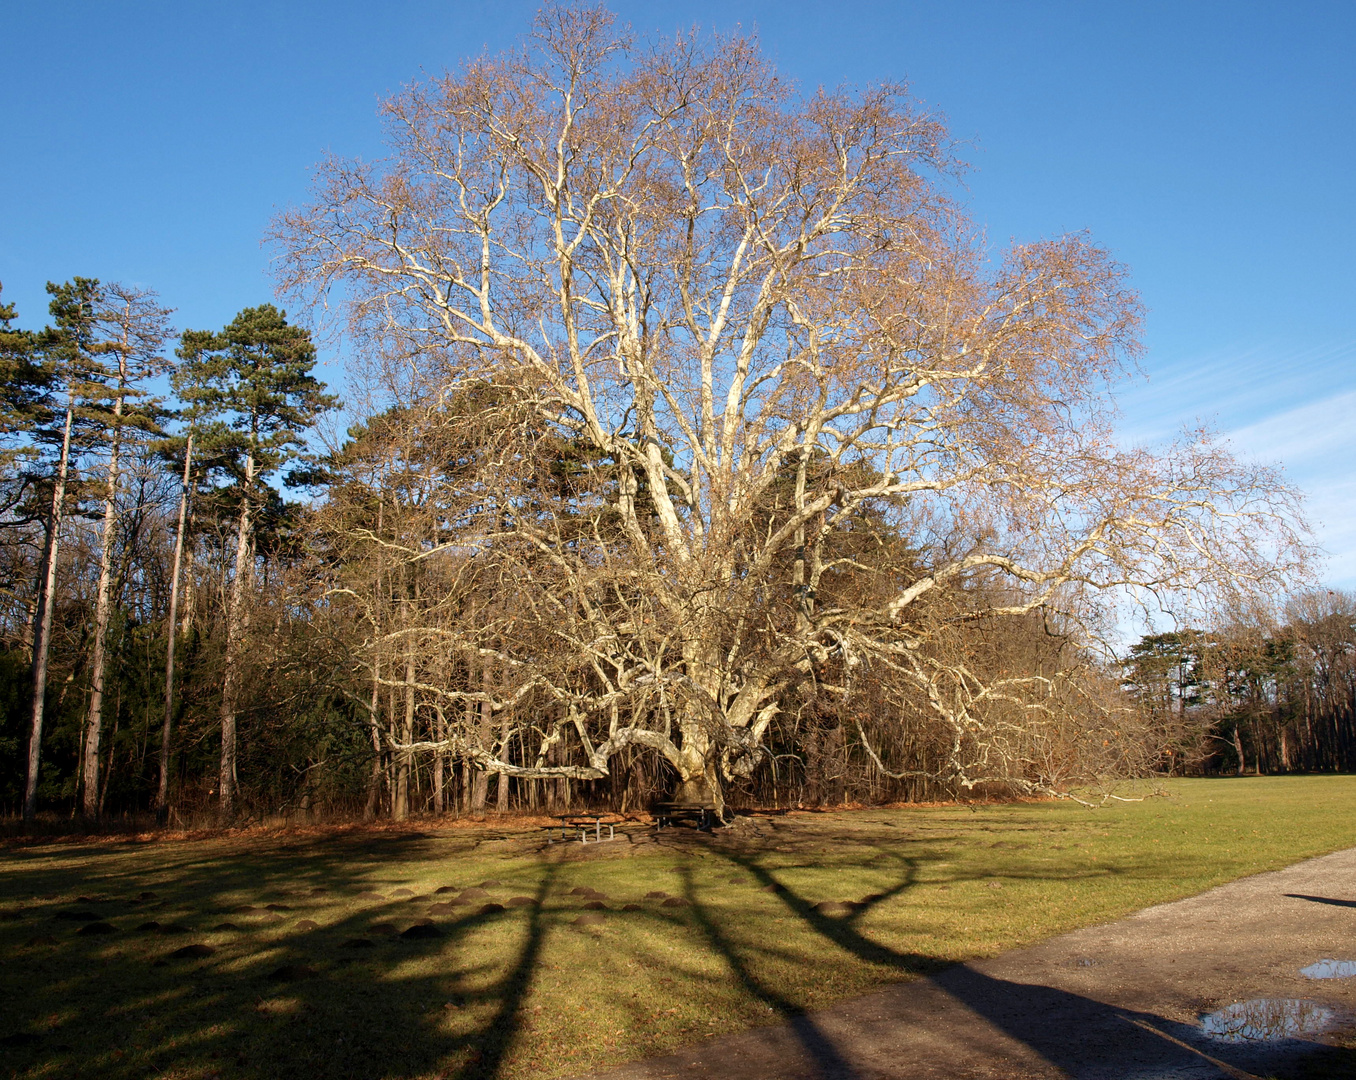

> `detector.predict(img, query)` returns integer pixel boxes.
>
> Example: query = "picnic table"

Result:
[652,802,719,831]
[544,813,620,844]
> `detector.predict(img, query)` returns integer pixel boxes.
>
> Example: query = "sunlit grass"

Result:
[2,776,1355,1079]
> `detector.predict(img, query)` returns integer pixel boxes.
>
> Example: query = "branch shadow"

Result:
[679,843,1337,1080]
[1285,893,1356,909]
[2,818,1348,1080]
[0,830,566,1080]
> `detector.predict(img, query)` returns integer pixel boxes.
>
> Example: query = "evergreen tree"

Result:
[176,305,337,815]
[23,279,97,820]
[0,284,49,477]
[79,284,173,817]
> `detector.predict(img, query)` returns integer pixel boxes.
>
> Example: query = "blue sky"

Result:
[3,1,1353,588]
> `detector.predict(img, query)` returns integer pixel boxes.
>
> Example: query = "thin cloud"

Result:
[1115,339,1356,589]
[1225,390,1356,468]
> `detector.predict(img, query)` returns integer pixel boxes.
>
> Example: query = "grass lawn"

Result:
[3,775,1356,1080]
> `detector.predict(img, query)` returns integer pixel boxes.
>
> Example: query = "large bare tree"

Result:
[277,6,1308,812]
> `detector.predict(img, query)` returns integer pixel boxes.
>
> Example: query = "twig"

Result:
[1118,1014,1262,1080]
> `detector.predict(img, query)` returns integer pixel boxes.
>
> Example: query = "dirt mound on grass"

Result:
[401,921,443,939]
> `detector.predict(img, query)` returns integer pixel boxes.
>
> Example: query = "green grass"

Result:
[3,775,1356,1080]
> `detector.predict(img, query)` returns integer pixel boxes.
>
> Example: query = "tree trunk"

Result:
[157,433,193,821]
[364,496,385,819]
[394,646,415,820]
[496,727,510,810]
[97,706,119,817]
[83,381,127,818]
[178,530,197,636]
[470,664,491,813]
[673,706,724,815]
[218,447,255,816]
[386,683,397,811]
[496,670,510,812]
[1233,725,1246,776]
[23,399,74,822]
[364,657,383,819]
[365,726,383,818]
[470,769,488,813]
[432,706,446,813]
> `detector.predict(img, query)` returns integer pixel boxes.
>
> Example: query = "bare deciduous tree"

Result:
[277,6,1309,813]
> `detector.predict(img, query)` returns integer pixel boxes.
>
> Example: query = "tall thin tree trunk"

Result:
[470,668,488,813]
[364,496,385,819]
[386,683,397,811]
[82,375,128,817]
[178,529,197,636]
[432,705,445,814]
[23,399,75,822]
[471,766,489,812]
[1233,725,1246,776]
[496,700,511,813]
[395,645,415,820]
[363,653,383,819]
[218,447,255,816]
[97,705,119,817]
[157,433,193,822]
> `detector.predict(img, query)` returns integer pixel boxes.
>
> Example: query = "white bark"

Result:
[82,352,129,817]
[23,399,74,821]
[157,432,193,818]
[281,14,1311,805]
[219,445,255,815]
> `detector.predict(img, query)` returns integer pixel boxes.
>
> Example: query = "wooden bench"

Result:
[544,814,621,844]
[652,803,719,831]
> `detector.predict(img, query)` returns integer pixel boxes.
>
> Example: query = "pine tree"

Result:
[176,305,337,815]
[23,279,98,821]
[79,284,173,818]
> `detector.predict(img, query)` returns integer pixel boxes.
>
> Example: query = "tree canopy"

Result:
[272,5,1310,812]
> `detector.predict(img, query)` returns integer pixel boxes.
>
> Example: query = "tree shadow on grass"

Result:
[679,848,1336,1080]
[4,820,1346,1080]
[0,831,567,1080]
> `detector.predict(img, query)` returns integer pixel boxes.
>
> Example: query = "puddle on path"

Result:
[1301,959,1356,980]
[1200,998,1335,1042]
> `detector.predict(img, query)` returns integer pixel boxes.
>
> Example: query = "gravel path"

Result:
[575,847,1356,1079]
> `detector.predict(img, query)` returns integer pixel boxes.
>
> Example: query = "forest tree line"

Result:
[0,275,1342,825]
[1123,593,1356,780]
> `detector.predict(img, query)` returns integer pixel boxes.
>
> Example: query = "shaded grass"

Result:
[2,776,1356,1079]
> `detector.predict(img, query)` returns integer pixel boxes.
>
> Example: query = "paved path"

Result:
[576,848,1356,1079]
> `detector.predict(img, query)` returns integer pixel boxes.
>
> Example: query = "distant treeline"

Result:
[1122,593,1356,777]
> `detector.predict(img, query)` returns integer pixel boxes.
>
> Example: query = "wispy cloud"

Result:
[1116,339,1356,588]
[1225,390,1356,468]
[1116,340,1356,444]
